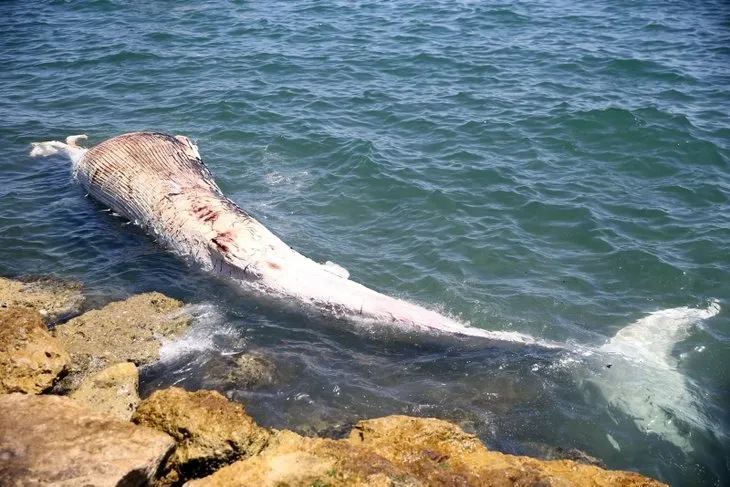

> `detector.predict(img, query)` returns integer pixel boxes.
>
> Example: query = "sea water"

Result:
[1,1,729,484]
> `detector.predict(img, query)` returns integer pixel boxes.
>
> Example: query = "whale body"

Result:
[30,132,537,342]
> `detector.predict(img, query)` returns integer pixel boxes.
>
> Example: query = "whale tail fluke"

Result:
[592,300,721,452]
[29,134,89,164]
[600,299,720,364]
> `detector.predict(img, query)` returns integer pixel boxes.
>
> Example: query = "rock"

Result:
[0,308,71,394]
[70,362,140,420]
[231,352,277,387]
[520,441,606,468]
[132,387,271,484]
[0,393,174,487]
[347,415,666,487]
[292,420,354,440]
[186,429,415,487]
[201,351,278,391]
[51,292,189,391]
[167,404,665,487]
[0,276,83,323]
[50,351,109,394]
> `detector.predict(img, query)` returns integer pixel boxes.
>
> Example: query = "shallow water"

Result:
[2,1,729,484]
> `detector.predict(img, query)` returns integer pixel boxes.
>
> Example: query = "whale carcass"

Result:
[30,132,533,341]
[30,132,724,451]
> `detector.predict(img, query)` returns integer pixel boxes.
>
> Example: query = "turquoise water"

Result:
[2,0,729,484]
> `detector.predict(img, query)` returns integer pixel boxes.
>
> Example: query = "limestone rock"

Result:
[70,362,140,420]
[0,276,83,322]
[182,410,666,487]
[347,415,666,487]
[0,308,70,394]
[132,387,271,483]
[0,393,174,487]
[201,350,278,391]
[52,292,189,391]
[231,351,278,387]
[186,429,416,487]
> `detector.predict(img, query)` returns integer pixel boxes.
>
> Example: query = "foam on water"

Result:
[158,303,239,362]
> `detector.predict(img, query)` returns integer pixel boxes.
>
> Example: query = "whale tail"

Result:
[591,300,721,452]
[600,299,720,365]
[29,134,89,165]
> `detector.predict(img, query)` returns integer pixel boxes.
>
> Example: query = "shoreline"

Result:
[0,275,665,486]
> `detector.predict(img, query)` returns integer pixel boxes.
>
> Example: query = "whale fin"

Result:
[66,134,88,147]
[324,261,349,279]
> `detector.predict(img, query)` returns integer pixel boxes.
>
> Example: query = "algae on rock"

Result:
[201,350,279,392]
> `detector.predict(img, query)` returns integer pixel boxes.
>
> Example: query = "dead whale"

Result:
[30,132,535,342]
[30,132,721,452]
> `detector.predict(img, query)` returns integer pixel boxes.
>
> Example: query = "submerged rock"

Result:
[70,361,140,420]
[0,393,174,487]
[132,387,271,485]
[231,351,278,387]
[201,350,278,391]
[51,292,189,391]
[520,441,606,468]
[0,276,83,322]
[0,308,70,394]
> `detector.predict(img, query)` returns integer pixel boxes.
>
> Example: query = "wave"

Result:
[158,303,239,362]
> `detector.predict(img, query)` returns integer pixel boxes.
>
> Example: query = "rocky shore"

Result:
[0,276,666,486]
